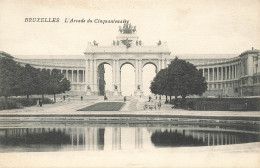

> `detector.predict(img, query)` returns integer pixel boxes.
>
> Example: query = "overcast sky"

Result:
[0,0,260,59]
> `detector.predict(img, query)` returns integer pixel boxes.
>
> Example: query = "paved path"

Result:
[0,96,259,118]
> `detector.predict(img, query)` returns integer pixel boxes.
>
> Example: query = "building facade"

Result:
[1,23,260,97]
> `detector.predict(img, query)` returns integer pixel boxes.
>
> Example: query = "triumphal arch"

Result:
[84,23,171,96]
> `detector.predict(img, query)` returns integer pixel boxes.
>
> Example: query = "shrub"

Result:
[0,97,54,110]
[170,98,260,111]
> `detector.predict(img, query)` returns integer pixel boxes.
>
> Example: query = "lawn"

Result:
[78,102,125,111]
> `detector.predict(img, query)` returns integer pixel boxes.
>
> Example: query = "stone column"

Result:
[217,67,219,81]
[83,70,85,83]
[138,59,142,92]
[230,66,232,79]
[225,66,228,80]
[235,64,237,79]
[85,60,88,91]
[229,66,232,80]
[135,59,138,90]
[221,67,224,80]
[66,69,68,79]
[233,65,236,79]
[237,64,239,78]
[77,70,79,83]
[207,68,210,81]
[93,59,97,93]
[161,59,165,69]
[140,59,143,92]
[158,59,161,71]
[89,59,93,90]
[112,59,116,86]
[72,70,74,83]
[247,55,254,76]
[241,62,243,77]
[117,59,121,93]
[213,68,215,81]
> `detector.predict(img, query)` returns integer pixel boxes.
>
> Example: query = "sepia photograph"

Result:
[0,0,259,167]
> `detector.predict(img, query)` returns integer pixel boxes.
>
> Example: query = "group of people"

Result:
[60,96,71,102]
[146,96,162,110]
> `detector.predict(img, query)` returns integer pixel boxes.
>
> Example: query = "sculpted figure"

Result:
[93,40,98,46]
[121,23,136,34]
[133,26,136,33]
[119,26,122,33]
[157,40,162,46]
[122,38,131,48]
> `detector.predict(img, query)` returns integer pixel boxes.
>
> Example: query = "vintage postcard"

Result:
[0,0,259,167]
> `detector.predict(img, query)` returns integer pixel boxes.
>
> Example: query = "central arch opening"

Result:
[98,63,112,96]
[121,63,135,96]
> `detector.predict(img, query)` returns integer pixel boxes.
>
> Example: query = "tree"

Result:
[36,68,51,101]
[48,69,70,102]
[150,69,169,98]
[0,57,23,99]
[150,57,207,103]
[21,64,39,101]
[167,57,207,101]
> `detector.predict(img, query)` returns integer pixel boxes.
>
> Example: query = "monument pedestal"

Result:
[86,90,92,95]
[134,90,143,96]
[113,91,119,96]
[113,91,122,96]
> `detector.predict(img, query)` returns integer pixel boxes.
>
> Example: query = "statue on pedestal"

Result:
[122,38,131,48]
[113,85,119,96]
[86,85,91,95]
[118,23,136,34]
[157,40,162,46]
[93,40,98,46]
[87,85,91,90]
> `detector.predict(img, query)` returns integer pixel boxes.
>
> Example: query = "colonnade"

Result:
[198,62,244,90]
[199,64,241,82]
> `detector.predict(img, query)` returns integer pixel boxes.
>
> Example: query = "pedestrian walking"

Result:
[36,99,40,107]
[124,96,126,102]
[81,96,83,101]
[157,101,161,110]
[39,99,42,107]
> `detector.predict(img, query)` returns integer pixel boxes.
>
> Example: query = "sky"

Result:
[1,0,259,95]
